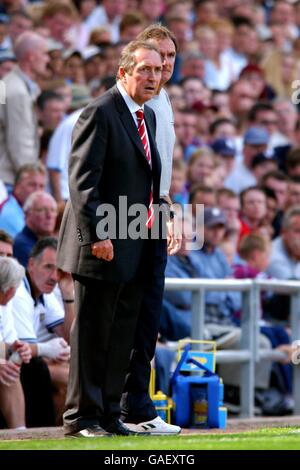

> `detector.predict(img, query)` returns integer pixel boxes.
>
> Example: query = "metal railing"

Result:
[254,279,300,414]
[164,278,300,417]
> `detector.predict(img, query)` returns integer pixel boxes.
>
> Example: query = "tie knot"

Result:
[136,109,144,122]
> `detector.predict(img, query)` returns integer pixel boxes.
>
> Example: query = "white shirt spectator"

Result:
[83,6,121,43]
[224,160,257,193]
[11,277,64,343]
[203,55,235,91]
[221,49,247,82]
[268,237,300,280]
[0,179,7,204]
[0,302,18,343]
[47,109,82,200]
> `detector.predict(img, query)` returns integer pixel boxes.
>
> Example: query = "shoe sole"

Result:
[138,431,181,436]
[127,427,181,436]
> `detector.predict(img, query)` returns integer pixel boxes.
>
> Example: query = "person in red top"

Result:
[239,186,269,242]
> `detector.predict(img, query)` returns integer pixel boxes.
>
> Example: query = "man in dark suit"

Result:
[57,40,162,437]
[121,25,181,435]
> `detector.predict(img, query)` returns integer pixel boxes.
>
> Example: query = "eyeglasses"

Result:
[31,207,57,215]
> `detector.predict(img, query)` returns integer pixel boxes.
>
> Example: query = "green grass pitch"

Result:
[0,427,300,450]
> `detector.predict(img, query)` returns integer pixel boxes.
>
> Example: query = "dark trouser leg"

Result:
[64,276,145,433]
[122,239,167,423]
[20,357,56,427]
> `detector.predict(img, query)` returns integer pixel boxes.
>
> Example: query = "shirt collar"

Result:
[117,81,144,117]
[16,66,40,100]
[24,274,45,306]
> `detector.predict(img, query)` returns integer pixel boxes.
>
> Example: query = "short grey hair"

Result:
[116,39,160,80]
[282,205,300,230]
[0,257,25,294]
[23,191,57,213]
[14,31,47,62]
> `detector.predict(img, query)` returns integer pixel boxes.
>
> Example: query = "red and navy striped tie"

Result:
[136,109,154,229]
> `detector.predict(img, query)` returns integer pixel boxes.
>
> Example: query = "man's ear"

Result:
[119,67,126,82]
[27,257,34,273]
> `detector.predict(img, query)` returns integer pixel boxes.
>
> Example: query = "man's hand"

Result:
[37,338,71,362]
[58,269,74,299]
[0,361,20,386]
[167,220,181,256]
[12,340,32,364]
[91,240,114,261]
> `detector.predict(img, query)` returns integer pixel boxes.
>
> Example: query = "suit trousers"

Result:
[63,274,145,433]
[121,238,167,423]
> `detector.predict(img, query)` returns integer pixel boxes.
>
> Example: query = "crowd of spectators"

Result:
[1,0,300,426]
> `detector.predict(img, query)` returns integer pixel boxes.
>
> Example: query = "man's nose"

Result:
[51,269,59,282]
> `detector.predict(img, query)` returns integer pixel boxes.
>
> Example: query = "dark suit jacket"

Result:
[57,85,161,282]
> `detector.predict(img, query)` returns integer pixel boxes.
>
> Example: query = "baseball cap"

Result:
[204,207,227,228]
[0,49,16,63]
[81,45,102,62]
[239,63,265,79]
[63,49,82,61]
[69,84,91,110]
[47,38,64,53]
[244,127,269,146]
[210,138,236,157]
[0,14,9,24]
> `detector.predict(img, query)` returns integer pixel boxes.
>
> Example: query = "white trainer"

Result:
[125,416,181,435]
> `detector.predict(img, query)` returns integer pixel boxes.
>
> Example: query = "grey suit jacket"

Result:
[0,66,40,184]
[57,85,161,282]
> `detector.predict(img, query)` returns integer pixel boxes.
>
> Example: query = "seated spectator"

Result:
[47,85,92,203]
[234,233,270,281]
[286,147,300,178]
[286,176,300,209]
[239,64,276,102]
[36,91,65,134]
[63,50,85,85]
[251,153,278,185]
[260,187,277,240]
[189,184,217,220]
[11,238,74,425]
[0,163,46,238]
[239,186,270,241]
[261,170,290,238]
[0,230,12,257]
[13,191,57,267]
[169,159,188,206]
[217,188,241,257]
[265,206,300,325]
[268,205,300,280]
[119,11,145,43]
[210,137,236,179]
[165,83,186,111]
[225,126,269,193]
[0,257,31,429]
[187,148,216,188]
[247,102,286,152]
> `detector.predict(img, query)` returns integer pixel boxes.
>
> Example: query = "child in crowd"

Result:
[169,159,189,205]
